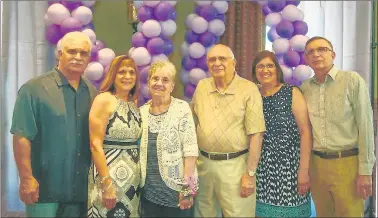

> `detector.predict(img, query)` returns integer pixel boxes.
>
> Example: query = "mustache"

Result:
[69,60,84,65]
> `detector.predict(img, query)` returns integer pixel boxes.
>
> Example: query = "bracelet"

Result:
[100,175,110,184]
[101,180,113,192]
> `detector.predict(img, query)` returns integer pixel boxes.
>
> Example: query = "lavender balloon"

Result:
[267,27,280,42]
[139,66,150,84]
[283,50,300,67]
[90,46,99,62]
[199,5,218,21]
[61,0,82,11]
[189,68,207,85]
[286,0,301,6]
[45,24,63,44]
[147,37,165,55]
[132,32,148,47]
[195,55,208,71]
[154,2,174,21]
[94,40,106,51]
[276,20,294,38]
[199,31,216,47]
[163,39,174,56]
[138,6,154,22]
[182,56,197,71]
[185,83,196,98]
[214,13,226,22]
[298,51,306,65]
[267,0,286,12]
[262,5,272,16]
[293,21,308,36]
[169,10,177,21]
[185,31,200,44]
[60,17,83,34]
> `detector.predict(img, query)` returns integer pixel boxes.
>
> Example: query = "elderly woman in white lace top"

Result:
[139,61,199,217]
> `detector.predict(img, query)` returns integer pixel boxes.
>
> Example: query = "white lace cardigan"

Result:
[139,97,199,191]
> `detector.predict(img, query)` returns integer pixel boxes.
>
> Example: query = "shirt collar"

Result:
[53,68,88,88]
[209,73,240,95]
[311,65,338,84]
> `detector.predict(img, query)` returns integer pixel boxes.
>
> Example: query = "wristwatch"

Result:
[247,170,256,177]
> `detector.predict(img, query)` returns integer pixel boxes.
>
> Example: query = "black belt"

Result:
[312,148,358,159]
[200,149,248,161]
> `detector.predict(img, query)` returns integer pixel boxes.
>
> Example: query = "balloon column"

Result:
[129,1,177,106]
[44,0,116,89]
[258,0,313,86]
[181,1,228,100]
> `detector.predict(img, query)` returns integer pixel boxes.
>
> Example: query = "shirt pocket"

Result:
[330,93,348,122]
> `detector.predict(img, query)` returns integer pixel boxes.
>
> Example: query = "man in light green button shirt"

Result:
[300,36,375,217]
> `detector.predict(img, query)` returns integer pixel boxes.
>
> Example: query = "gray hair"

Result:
[58,31,92,52]
[148,61,176,82]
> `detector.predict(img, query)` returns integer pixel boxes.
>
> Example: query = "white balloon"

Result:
[82,29,96,43]
[137,22,144,32]
[191,17,209,34]
[131,47,151,66]
[128,47,135,56]
[163,1,177,6]
[133,0,144,9]
[272,38,290,54]
[280,64,293,80]
[212,1,229,14]
[71,6,93,25]
[98,48,116,67]
[160,20,177,37]
[143,0,160,7]
[46,3,70,25]
[186,14,198,29]
[150,54,169,64]
[84,62,104,81]
[265,12,282,27]
[293,65,313,81]
[180,70,190,85]
[140,84,151,98]
[189,43,206,59]
[196,1,211,6]
[208,19,225,36]
[44,14,52,26]
[82,1,96,7]
[282,5,302,22]
[290,35,309,52]
[189,68,207,85]
[142,20,161,38]
[297,10,304,21]
[181,42,190,56]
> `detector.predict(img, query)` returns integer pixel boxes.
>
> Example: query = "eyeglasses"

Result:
[207,56,233,63]
[256,64,275,70]
[305,47,333,56]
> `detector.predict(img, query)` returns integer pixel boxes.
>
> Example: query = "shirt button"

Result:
[77,153,81,157]
[77,114,80,117]
[78,133,81,136]
[76,172,80,175]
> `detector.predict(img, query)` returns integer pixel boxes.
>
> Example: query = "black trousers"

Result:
[140,197,194,218]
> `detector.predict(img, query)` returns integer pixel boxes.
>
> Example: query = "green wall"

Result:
[92,1,196,99]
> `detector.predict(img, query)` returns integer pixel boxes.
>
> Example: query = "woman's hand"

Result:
[101,179,117,209]
[178,193,193,210]
[297,168,310,196]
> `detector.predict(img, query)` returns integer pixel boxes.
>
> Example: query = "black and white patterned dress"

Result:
[256,84,311,217]
[88,99,142,218]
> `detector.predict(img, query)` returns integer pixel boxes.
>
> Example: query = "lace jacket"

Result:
[139,97,199,191]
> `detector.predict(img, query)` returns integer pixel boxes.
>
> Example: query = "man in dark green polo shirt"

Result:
[10,32,97,217]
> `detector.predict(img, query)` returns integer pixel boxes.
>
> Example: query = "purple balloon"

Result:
[163,39,174,56]
[83,22,95,30]
[215,13,226,22]
[154,2,174,21]
[194,6,203,15]
[195,55,208,71]
[276,20,294,38]
[283,50,300,67]
[138,6,154,22]
[90,46,99,61]
[298,51,306,65]
[262,5,272,16]
[293,21,308,36]
[267,27,280,42]
[185,83,196,98]
[139,66,150,84]
[94,40,106,50]
[45,24,63,44]
[182,56,197,71]
[268,0,286,12]
[199,31,216,47]
[199,5,218,21]
[132,32,148,47]
[60,17,83,34]
[147,37,165,55]
[286,0,301,6]
[61,0,82,11]
[185,31,200,44]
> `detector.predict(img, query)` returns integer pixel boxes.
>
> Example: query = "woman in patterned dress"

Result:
[251,50,312,217]
[87,56,142,218]
[139,61,199,217]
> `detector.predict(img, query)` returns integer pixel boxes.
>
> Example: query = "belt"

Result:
[200,149,248,161]
[312,148,358,159]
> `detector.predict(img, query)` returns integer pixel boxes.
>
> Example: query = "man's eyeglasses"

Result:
[305,47,333,56]
[256,64,275,70]
[207,56,233,63]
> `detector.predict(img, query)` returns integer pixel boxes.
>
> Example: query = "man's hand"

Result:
[297,168,310,196]
[240,172,255,198]
[178,193,193,210]
[357,175,372,200]
[19,176,39,205]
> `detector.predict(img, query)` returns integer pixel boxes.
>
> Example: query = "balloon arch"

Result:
[44,0,313,103]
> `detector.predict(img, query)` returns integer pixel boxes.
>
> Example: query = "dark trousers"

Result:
[140,197,193,218]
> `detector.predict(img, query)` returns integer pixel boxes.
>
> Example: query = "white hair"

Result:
[58,31,92,52]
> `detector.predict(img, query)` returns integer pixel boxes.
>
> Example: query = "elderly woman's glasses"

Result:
[305,47,333,56]
[207,56,232,63]
[256,64,275,70]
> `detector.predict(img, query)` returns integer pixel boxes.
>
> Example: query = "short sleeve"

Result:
[245,86,266,135]
[10,83,39,140]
